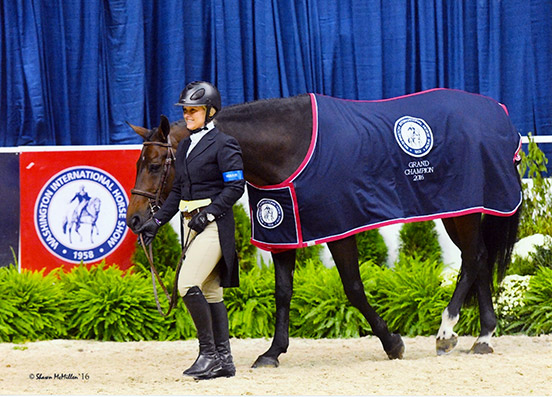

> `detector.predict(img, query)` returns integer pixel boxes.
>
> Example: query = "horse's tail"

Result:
[483,169,523,288]
[62,217,68,234]
[464,206,521,307]
[482,206,522,288]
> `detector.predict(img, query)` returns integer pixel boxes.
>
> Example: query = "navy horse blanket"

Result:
[247,89,522,252]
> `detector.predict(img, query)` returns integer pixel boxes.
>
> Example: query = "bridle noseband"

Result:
[130,139,176,216]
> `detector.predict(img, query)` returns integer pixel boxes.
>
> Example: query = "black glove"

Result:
[188,210,210,234]
[136,217,160,246]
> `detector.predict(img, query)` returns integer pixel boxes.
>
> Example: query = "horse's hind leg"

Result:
[471,268,496,354]
[328,236,404,360]
[437,215,486,355]
[252,249,296,368]
[90,222,99,244]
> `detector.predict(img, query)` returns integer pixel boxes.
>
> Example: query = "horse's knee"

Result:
[342,280,367,306]
[274,286,293,306]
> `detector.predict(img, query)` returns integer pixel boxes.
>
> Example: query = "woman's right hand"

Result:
[136,218,160,246]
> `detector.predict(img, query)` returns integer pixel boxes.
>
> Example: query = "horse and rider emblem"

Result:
[64,185,102,244]
[256,198,284,229]
[394,115,434,157]
[34,166,129,263]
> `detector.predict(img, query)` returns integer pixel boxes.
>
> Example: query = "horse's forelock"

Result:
[144,128,157,142]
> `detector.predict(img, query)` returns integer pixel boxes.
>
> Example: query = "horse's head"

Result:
[126,115,189,233]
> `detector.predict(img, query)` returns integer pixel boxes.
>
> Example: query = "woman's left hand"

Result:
[188,210,210,233]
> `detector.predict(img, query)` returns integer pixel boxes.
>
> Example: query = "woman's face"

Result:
[183,106,207,131]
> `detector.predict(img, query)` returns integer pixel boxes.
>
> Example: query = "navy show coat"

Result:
[155,127,245,287]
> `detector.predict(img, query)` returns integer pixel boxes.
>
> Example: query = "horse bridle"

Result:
[130,139,176,216]
[131,138,186,317]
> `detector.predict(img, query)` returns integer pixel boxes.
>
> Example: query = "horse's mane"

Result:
[216,94,310,120]
[162,94,311,145]
[166,118,189,143]
[169,118,188,130]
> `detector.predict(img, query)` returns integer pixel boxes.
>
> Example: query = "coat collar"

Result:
[186,127,218,162]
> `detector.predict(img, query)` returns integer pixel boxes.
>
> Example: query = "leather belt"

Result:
[179,198,211,219]
[181,206,207,219]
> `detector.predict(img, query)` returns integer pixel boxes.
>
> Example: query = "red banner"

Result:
[19,147,141,273]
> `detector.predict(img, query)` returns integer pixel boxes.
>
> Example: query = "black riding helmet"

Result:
[175,81,221,127]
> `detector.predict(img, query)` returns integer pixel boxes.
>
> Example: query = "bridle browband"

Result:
[130,139,176,216]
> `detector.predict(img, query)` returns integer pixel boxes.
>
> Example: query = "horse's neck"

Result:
[168,123,190,150]
[215,95,313,186]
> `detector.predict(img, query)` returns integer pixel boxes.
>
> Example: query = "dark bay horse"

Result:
[126,91,521,367]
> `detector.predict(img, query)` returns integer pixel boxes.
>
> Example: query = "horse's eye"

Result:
[149,164,162,173]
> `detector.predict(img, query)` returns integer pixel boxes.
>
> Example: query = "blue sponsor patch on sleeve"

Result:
[222,170,244,182]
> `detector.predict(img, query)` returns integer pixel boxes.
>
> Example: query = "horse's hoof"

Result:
[470,342,493,354]
[386,333,405,360]
[251,355,279,368]
[436,335,458,355]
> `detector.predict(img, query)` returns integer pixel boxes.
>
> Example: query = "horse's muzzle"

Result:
[126,214,146,234]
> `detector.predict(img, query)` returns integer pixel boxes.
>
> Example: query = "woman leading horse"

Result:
[127,88,522,368]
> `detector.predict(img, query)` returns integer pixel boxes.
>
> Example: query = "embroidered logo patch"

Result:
[34,166,129,263]
[394,116,434,157]
[256,198,284,229]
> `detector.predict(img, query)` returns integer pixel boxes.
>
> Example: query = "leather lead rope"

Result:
[140,228,194,317]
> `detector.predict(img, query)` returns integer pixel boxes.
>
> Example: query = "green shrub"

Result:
[518,135,552,238]
[0,283,17,341]
[290,258,372,338]
[372,254,449,336]
[131,223,182,275]
[530,244,552,270]
[234,203,259,272]
[398,221,442,263]
[0,266,66,342]
[454,305,481,336]
[60,263,164,341]
[224,262,275,338]
[295,244,324,267]
[4,227,551,342]
[507,267,552,335]
[151,266,196,341]
[508,255,539,276]
[508,240,552,276]
[356,229,388,266]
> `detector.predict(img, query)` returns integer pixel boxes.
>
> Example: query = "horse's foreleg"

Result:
[251,249,296,368]
[328,236,404,360]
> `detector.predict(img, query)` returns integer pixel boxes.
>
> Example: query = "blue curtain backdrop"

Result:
[1,0,551,148]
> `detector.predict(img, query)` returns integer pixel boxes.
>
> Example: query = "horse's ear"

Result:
[159,115,171,142]
[126,121,151,141]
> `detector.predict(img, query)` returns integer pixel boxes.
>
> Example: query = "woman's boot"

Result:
[181,287,223,380]
[210,302,236,377]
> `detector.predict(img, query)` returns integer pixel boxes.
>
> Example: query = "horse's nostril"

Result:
[127,215,142,233]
